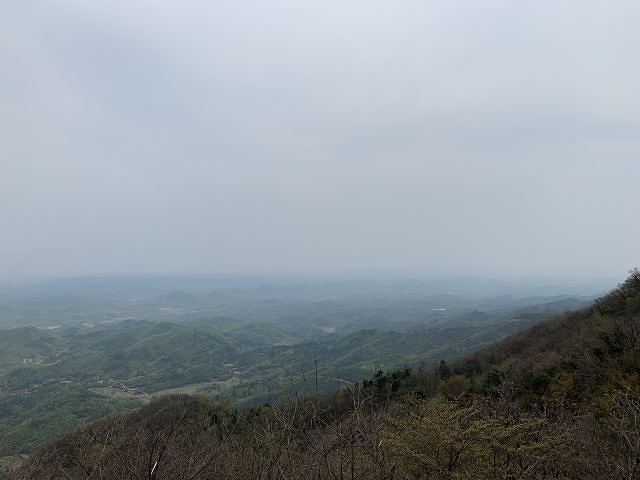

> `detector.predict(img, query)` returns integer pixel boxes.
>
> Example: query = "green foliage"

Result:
[8,270,640,479]
[0,383,138,454]
[0,277,615,459]
[0,328,63,374]
[0,316,538,455]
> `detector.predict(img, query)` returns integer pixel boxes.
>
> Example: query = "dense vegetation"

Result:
[0,282,583,456]
[7,270,639,479]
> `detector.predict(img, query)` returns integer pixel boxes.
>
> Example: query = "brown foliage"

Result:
[10,269,640,480]
[437,375,470,400]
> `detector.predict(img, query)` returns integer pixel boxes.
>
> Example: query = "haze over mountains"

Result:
[5,270,640,479]
[0,274,602,459]
[2,0,639,478]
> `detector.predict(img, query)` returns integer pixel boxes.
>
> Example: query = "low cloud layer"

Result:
[1,0,639,279]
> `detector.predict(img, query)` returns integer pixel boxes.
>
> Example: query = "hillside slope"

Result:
[0,297,562,456]
[10,270,640,480]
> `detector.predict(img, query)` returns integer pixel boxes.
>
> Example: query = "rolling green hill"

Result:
[0,285,592,458]
[10,270,640,480]
[0,328,63,374]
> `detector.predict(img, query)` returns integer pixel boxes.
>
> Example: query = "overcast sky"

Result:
[1,0,639,280]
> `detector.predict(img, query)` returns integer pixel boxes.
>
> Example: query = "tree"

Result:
[437,375,470,400]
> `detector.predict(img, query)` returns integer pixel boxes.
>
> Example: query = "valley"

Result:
[0,276,595,456]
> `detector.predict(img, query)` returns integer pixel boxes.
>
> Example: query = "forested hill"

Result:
[10,270,640,480]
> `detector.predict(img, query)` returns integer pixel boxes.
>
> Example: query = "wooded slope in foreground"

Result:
[8,270,640,479]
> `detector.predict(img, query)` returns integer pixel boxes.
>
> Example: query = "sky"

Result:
[1,0,639,280]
